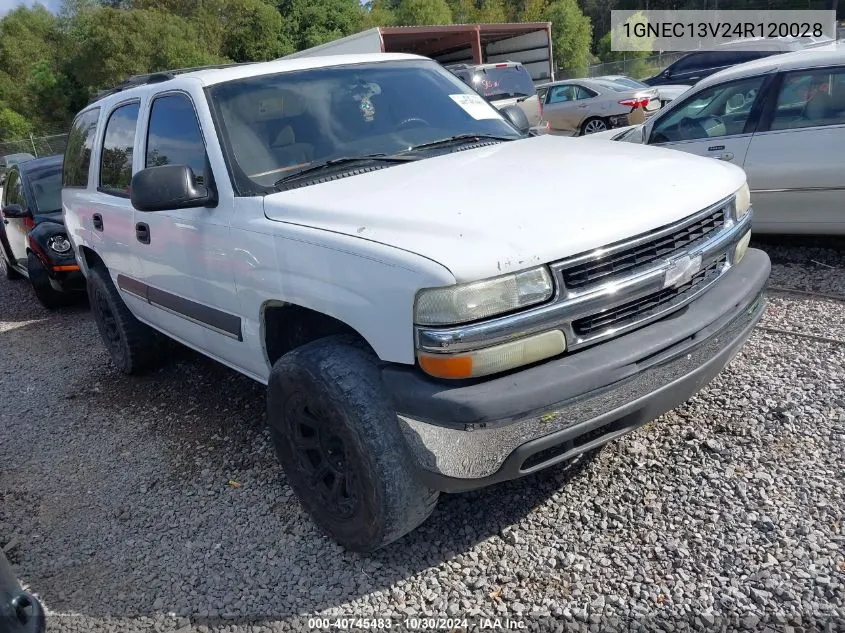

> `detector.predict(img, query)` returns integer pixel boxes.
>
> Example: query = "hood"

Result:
[263,135,746,282]
[657,85,692,99]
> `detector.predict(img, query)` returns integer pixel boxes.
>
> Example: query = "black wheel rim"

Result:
[94,288,123,356]
[286,395,358,519]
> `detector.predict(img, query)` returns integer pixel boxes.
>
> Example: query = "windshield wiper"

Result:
[401,134,515,154]
[274,154,419,188]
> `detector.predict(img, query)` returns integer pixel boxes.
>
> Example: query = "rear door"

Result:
[742,66,845,233]
[647,74,770,166]
[94,100,145,278]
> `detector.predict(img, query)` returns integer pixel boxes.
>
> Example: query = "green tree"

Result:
[65,7,224,92]
[394,0,453,25]
[518,0,547,21]
[220,0,292,61]
[279,0,367,50]
[542,0,592,77]
[0,105,32,141]
[362,0,396,27]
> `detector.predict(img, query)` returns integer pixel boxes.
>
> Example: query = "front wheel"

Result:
[267,335,438,552]
[27,252,73,309]
[87,265,165,374]
[581,117,608,135]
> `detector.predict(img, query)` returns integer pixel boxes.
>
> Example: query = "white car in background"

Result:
[585,48,845,234]
[596,75,691,106]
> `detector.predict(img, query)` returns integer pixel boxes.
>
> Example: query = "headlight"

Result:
[735,182,750,219]
[48,235,72,254]
[418,330,566,379]
[734,230,751,264]
[414,266,554,326]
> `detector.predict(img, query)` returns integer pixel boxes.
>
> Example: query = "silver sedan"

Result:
[537,78,662,136]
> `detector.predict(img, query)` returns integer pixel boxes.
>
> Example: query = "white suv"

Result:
[63,53,769,552]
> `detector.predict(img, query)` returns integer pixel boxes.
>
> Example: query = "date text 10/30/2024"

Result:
[308,617,527,629]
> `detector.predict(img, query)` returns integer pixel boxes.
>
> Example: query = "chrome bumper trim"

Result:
[416,201,751,355]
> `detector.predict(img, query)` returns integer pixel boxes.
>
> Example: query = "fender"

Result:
[26,220,80,272]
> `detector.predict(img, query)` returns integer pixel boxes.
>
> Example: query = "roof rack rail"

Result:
[86,61,254,105]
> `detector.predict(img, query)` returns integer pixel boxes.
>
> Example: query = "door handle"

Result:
[92,213,103,231]
[135,222,150,245]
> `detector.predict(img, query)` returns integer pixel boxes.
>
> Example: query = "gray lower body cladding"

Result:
[383,248,771,492]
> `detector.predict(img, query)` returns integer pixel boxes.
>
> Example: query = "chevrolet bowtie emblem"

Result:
[663,253,702,289]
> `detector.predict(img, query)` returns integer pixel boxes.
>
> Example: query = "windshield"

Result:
[208,60,521,191]
[30,166,62,213]
[467,66,536,101]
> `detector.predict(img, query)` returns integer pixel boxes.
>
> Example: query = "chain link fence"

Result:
[0,132,69,159]
[555,51,687,81]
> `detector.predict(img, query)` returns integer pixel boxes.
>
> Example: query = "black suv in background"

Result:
[644,48,783,86]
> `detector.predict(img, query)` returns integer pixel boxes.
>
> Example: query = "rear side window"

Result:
[145,94,207,184]
[100,102,140,196]
[63,108,100,188]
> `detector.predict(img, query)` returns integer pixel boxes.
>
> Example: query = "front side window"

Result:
[547,85,576,104]
[207,60,521,192]
[650,76,764,143]
[770,67,845,131]
[100,102,140,196]
[146,94,207,183]
[63,108,100,188]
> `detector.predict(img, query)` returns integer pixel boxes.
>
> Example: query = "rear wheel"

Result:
[581,117,608,135]
[267,335,438,552]
[87,265,165,374]
[27,252,73,309]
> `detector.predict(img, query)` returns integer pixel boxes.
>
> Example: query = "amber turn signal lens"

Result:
[417,353,474,379]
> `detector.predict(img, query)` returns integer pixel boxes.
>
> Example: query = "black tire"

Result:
[87,264,165,374]
[580,117,608,136]
[267,335,439,552]
[27,252,73,309]
[2,248,22,280]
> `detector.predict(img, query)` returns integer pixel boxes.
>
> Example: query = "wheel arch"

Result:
[261,300,378,368]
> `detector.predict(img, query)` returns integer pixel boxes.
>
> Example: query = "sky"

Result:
[0,0,62,18]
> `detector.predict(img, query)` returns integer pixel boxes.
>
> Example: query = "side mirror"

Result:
[499,104,530,135]
[130,165,216,213]
[2,204,31,219]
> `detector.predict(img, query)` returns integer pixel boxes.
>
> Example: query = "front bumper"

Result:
[49,268,85,293]
[383,248,770,492]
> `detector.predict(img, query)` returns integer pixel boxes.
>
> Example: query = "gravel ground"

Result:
[1,238,844,633]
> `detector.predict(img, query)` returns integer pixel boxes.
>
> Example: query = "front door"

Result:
[544,84,596,135]
[647,74,768,168]
[129,91,242,363]
[1,169,29,268]
[742,66,845,233]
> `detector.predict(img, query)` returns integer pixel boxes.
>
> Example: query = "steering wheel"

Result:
[395,117,429,130]
[675,116,708,140]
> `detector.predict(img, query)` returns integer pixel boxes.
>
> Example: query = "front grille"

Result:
[572,255,726,337]
[561,207,727,291]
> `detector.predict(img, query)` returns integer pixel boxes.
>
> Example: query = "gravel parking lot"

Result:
[1,239,844,633]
